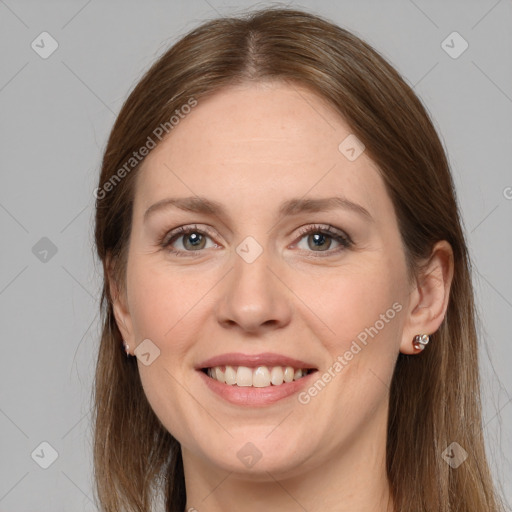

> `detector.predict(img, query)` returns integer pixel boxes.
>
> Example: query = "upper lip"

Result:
[196,352,318,370]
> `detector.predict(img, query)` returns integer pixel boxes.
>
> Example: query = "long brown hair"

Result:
[93,7,505,511]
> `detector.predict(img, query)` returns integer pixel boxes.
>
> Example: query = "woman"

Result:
[93,7,505,512]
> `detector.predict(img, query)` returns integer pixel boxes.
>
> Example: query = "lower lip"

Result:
[197,369,317,406]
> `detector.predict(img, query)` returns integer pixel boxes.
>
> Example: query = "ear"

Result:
[400,240,454,355]
[106,253,135,356]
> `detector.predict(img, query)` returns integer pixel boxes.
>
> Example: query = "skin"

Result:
[111,81,454,511]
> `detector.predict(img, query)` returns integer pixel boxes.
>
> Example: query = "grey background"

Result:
[0,0,511,510]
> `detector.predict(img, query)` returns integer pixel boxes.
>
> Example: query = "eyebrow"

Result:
[143,195,373,223]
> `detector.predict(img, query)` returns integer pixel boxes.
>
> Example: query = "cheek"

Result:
[299,263,404,355]
[124,259,210,440]
[294,257,405,415]
[126,257,207,348]
[293,267,404,436]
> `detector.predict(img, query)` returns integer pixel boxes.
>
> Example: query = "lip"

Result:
[195,352,318,407]
[196,352,317,370]
[197,368,318,406]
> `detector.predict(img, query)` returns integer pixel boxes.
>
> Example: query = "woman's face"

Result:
[115,81,417,478]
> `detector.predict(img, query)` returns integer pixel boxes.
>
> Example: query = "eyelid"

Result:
[160,223,353,256]
[294,223,353,245]
[290,224,353,256]
[160,224,218,246]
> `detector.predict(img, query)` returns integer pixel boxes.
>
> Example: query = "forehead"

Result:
[135,82,386,218]
[146,82,349,165]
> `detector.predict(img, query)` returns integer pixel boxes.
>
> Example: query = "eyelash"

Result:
[159,224,353,258]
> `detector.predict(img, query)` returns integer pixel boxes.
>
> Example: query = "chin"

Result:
[185,428,319,479]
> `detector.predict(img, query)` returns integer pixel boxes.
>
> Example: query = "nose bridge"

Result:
[215,233,291,333]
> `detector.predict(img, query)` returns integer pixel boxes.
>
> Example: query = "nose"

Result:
[215,244,292,335]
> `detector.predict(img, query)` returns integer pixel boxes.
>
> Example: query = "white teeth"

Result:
[236,366,253,387]
[253,366,271,387]
[206,365,312,387]
[283,366,295,383]
[270,366,284,386]
[224,365,237,385]
[214,367,225,384]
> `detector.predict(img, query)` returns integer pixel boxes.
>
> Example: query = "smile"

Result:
[196,352,319,406]
[203,365,316,388]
